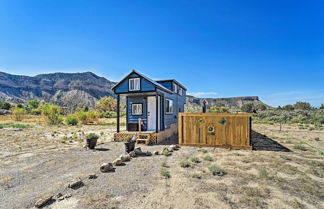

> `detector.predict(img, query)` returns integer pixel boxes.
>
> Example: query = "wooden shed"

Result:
[178,113,252,149]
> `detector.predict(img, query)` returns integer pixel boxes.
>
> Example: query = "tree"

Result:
[282,104,294,111]
[95,96,117,112]
[39,103,63,124]
[241,103,255,113]
[255,103,267,111]
[209,104,229,113]
[27,99,39,109]
[320,104,324,109]
[0,102,11,110]
[294,102,312,110]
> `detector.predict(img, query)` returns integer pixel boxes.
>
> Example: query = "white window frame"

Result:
[131,103,142,115]
[165,99,173,114]
[173,83,177,93]
[129,78,140,91]
[179,87,182,96]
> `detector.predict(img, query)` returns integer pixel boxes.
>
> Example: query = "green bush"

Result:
[0,101,11,110]
[160,167,171,178]
[66,115,78,125]
[77,110,99,124]
[10,106,26,121]
[0,123,32,129]
[208,165,225,176]
[258,168,269,178]
[191,157,200,163]
[39,104,63,125]
[179,160,191,168]
[203,156,213,161]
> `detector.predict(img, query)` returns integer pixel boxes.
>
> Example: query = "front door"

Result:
[147,96,160,131]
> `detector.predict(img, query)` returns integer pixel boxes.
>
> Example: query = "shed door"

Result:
[147,96,160,131]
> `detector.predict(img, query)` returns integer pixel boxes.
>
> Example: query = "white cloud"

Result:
[188,91,218,98]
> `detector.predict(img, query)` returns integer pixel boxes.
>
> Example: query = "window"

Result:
[165,99,173,114]
[131,103,142,115]
[173,83,177,93]
[179,87,182,96]
[129,78,140,91]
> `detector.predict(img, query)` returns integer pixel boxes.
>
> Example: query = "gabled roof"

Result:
[112,70,173,94]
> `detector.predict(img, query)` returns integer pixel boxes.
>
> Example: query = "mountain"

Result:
[0,71,116,108]
[0,71,269,110]
[186,95,270,111]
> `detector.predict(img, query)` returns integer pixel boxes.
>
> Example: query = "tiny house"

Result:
[112,70,186,144]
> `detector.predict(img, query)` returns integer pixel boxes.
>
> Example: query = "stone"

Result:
[68,179,84,189]
[35,195,53,208]
[145,151,152,156]
[120,154,131,162]
[154,151,159,155]
[113,158,123,166]
[100,163,114,172]
[65,194,72,199]
[88,174,97,179]
[129,151,136,157]
[134,147,142,155]
[56,193,63,198]
[169,145,178,151]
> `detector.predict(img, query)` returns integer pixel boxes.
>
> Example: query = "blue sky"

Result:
[0,0,323,107]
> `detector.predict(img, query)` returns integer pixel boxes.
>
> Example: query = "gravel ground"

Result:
[0,123,323,209]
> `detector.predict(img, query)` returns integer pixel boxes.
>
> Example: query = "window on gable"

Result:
[129,78,140,91]
[165,99,173,114]
[131,103,142,115]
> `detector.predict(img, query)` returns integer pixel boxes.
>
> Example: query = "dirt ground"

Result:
[0,118,323,209]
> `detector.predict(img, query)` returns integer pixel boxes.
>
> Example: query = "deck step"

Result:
[136,138,150,145]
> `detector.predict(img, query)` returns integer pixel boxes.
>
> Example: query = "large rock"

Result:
[120,154,131,162]
[134,147,142,155]
[145,151,152,156]
[34,195,53,208]
[68,179,84,189]
[100,163,114,172]
[129,151,136,158]
[112,158,123,166]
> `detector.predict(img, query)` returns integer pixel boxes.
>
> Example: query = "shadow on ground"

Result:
[251,130,290,152]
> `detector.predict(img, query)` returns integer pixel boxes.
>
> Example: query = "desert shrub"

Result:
[255,103,267,111]
[293,144,307,151]
[179,160,191,168]
[95,96,117,112]
[314,137,320,141]
[203,155,213,161]
[294,102,312,110]
[197,148,208,153]
[0,123,31,129]
[208,165,225,176]
[258,168,269,178]
[0,101,11,110]
[191,157,200,163]
[77,110,99,124]
[209,104,230,113]
[39,104,63,125]
[86,133,99,140]
[160,167,170,178]
[320,104,324,109]
[10,106,26,121]
[282,104,294,111]
[66,115,78,126]
[162,149,172,156]
[241,103,255,113]
[280,155,292,161]
[161,161,168,168]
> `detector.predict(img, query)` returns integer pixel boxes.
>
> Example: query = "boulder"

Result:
[169,145,178,151]
[145,151,152,156]
[120,154,131,162]
[88,174,97,179]
[68,179,84,189]
[35,195,53,208]
[154,151,159,155]
[134,147,142,155]
[100,163,114,172]
[113,158,123,166]
[129,151,136,158]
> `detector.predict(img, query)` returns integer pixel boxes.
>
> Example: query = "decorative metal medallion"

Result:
[207,124,216,136]
[196,118,205,125]
[218,117,227,125]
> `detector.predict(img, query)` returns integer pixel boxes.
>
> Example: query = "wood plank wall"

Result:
[178,113,252,149]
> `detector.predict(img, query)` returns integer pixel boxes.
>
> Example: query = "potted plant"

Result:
[86,133,99,149]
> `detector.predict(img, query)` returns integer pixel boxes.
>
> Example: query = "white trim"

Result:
[129,78,140,91]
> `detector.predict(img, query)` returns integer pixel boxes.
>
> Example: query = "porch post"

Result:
[117,94,120,133]
[156,94,159,133]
